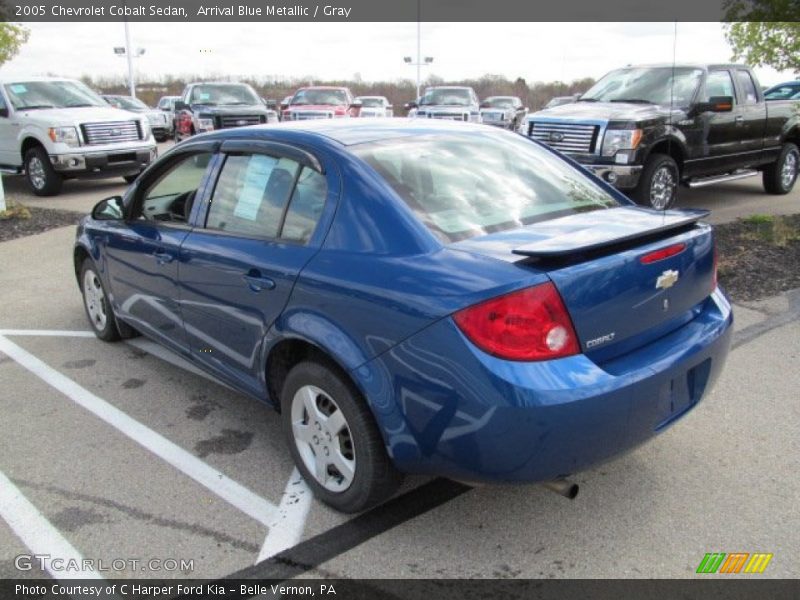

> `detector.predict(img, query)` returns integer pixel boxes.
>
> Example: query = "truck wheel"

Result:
[763,143,799,195]
[24,147,63,197]
[123,173,141,184]
[281,359,403,513]
[632,154,679,210]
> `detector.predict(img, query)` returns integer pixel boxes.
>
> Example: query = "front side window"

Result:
[353,132,619,243]
[704,71,736,101]
[136,153,213,222]
[206,154,301,238]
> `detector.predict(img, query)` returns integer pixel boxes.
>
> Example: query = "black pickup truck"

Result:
[526,64,800,209]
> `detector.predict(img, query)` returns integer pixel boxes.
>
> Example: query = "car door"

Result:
[685,69,744,177]
[179,139,332,396]
[732,68,767,163]
[103,144,217,355]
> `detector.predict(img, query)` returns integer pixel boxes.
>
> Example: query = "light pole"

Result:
[404,52,434,100]
[114,21,145,98]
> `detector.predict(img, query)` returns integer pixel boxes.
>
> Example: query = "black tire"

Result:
[763,143,799,195]
[24,146,63,196]
[631,153,679,210]
[155,134,168,143]
[79,259,138,342]
[123,173,140,184]
[281,359,403,513]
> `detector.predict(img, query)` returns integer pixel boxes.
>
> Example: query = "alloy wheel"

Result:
[781,150,798,190]
[650,165,677,210]
[83,269,108,331]
[28,156,46,190]
[290,384,356,492]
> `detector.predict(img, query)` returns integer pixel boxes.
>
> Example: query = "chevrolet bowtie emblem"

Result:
[656,269,679,290]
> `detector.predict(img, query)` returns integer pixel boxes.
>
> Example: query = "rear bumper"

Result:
[359,289,733,482]
[51,146,157,176]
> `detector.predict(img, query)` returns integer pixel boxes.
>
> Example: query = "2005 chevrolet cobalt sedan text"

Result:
[75,120,732,512]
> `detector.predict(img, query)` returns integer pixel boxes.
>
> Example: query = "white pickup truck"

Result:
[0,76,157,196]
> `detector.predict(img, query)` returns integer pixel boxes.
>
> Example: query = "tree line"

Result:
[78,73,597,111]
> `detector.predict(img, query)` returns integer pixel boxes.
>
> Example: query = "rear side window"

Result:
[206,154,300,237]
[281,168,327,243]
[352,132,619,243]
[704,71,735,101]
[736,70,759,105]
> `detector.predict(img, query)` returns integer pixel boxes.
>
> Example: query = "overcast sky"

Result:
[1,22,795,87]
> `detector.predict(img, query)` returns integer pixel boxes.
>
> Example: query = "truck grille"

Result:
[81,121,141,145]
[427,112,468,121]
[290,110,334,120]
[528,121,599,154]
[217,115,264,129]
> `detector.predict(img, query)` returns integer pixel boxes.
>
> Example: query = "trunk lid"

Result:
[451,207,716,361]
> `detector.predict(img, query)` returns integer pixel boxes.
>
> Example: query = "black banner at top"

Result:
[1,0,798,22]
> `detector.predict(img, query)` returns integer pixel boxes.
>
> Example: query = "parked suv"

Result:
[407,86,481,122]
[479,96,527,130]
[282,86,360,121]
[354,96,393,118]
[103,95,170,142]
[0,77,157,196]
[526,63,800,208]
[173,82,278,141]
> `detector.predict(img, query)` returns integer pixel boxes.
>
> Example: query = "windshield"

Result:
[110,96,148,111]
[483,97,514,108]
[580,67,703,106]
[292,88,349,106]
[353,132,619,243]
[420,88,472,106]
[4,80,106,110]
[189,84,259,106]
[358,97,384,107]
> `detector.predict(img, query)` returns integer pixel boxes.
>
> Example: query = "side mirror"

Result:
[174,100,189,111]
[405,101,418,110]
[695,95,734,114]
[92,196,125,221]
[0,107,8,118]
[386,104,393,109]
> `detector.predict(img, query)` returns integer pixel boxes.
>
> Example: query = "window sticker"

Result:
[234,155,277,220]
[9,84,27,94]
[198,92,211,101]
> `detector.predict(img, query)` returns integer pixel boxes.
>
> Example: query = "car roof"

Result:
[203,118,497,147]
[484,96,518,100]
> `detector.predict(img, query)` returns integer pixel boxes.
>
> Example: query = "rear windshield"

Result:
[353,132,620,243]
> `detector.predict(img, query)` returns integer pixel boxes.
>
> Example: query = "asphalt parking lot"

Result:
[0,143,799,582]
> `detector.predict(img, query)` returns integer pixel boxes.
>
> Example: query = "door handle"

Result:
[243,270,275,292]
[153,250,174,264]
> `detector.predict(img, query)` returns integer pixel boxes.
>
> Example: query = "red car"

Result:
[282,86,361,121]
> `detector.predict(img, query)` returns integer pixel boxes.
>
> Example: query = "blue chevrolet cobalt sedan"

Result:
[75,120,732,512]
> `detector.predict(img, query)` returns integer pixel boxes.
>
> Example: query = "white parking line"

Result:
[257,467,313,563]
[0,334,279,527]
[0,469,103,580]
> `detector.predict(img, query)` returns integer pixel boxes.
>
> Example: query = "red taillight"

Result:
[453,282,580,361]
[640,243,686,264]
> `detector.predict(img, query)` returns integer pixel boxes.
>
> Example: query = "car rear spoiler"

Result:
[512,208,710,258]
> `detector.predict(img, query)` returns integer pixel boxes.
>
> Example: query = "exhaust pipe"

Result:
[542,478,579,499]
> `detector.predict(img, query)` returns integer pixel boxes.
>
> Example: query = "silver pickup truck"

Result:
[0,76,157,196]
